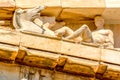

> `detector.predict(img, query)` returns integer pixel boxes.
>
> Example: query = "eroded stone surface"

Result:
[62,0,106,8]
[0,0,15,7]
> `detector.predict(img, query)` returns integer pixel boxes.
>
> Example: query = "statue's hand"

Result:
[40,5,46,10]
[54,30,64,38]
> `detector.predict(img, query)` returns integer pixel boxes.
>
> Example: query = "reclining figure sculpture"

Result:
[55,16,114,48]
[13,6,114,48]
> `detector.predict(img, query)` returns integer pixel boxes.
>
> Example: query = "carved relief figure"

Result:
[55,16,114,48]
[13,6,114,48]
[13,6,57,37]
[13,6,45,33]
[92,16,114,48]
[33,17,56,37]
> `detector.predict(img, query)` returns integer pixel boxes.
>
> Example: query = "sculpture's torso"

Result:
[92,29,112,45]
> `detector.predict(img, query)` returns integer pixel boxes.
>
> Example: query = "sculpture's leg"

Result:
[103,42,114,48]
[55,26,74,37]
[66,24,93,43]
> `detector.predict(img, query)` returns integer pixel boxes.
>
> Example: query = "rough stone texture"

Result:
[108,24,120,48]
[0,30,120,79]
[53,71,94,80]
[15,0,106,8]
[0,12,13,20]
[15,0,44,8]
[0,62,108,80]
[15,0,61,8]
[44,0,61,6]
[0,62,96,80]
[23,55,57,69]
[14,0,120,8]
[0,0,120,79]
[41,7,62,18]
[63,60,95,77]
[105,0,120,7]
[0,0,15,7]
[0,0,15,28]
[0,62,20,80]
[103,70,120,80]
[0,29,120,66]
[14,0,120,24]
[61,0,106,8]
[1,0,120,24]
[59,8,105,20]
[0,43,18,61]
[102,8,120,24]
[0,29,20,45]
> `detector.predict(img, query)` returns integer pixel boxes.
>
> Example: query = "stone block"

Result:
[0,0,15,8]
[0,43,18,61]
[41,7,62,18]
[23,55,57,69]
[101,48,120,65]
[44,0,61,6]
[103,70,120,80]
[60,8,105,20]
[106,0,120,7]
[63,59,95,77]
[53,71,90,80]
[102,8,120,24]
[62,0,106,8]
[15,0,61,8]
[0,12,13,20]
[15,0,44,8]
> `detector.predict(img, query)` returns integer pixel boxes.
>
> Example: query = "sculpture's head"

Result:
[25,6,45,20]
[94,15,104,28]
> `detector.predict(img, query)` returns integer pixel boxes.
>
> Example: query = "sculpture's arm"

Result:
[108,30,114,45]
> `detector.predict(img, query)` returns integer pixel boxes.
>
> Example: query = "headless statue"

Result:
[55,16,114,48]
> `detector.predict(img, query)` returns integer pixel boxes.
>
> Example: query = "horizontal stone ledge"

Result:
[0,43,18,61]
[16,49,97,77]
[0,28,120,65]
[15,0,106,8]
[15,0,120,8]
[63,60,95,77]
[15,0,61,8]
[14,49,120,79]
[0,43,120,79]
